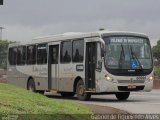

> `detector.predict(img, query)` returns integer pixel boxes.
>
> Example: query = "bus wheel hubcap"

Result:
[78,85,84,95]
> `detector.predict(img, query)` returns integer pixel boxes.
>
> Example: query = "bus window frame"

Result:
[37,43,48,65]
[60,40,72,64]
[16,45,26,66]
[72,39,84,63]
[26,44,37,65]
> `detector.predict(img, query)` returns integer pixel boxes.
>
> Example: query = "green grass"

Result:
[154,66,160,76]
[0,83,93,120]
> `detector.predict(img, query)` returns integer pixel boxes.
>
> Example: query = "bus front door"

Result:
[85,42,96,91]
[48,45,59,90]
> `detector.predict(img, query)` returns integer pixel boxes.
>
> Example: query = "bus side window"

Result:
[17,47,21,65]
[60,41,72,63]
[27,45,36,65]
[72,39,84,63]
[17,46,26,65]
[9,47,17,65]
[52,46,59,64]
[37,44,47,64]
[22,46,26,64]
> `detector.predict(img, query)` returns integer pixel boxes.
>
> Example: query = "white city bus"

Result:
[7,31,153,101]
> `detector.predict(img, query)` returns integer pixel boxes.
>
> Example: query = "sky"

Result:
[0,0,160,46]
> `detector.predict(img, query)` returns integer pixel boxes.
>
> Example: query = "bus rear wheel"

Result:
[76,80,91,101]
[27,79,36,92]
[115,92,130,101]
[60,92,75,97]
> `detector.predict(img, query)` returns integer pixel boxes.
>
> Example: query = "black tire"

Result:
[36,90,44,94]
[115,92,130,101]
[76,80,91,101]
[60,92,75,97]
[27,79,36,92]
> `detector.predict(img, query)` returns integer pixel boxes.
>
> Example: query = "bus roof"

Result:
[33,31,148,41]
[9,31,148,47]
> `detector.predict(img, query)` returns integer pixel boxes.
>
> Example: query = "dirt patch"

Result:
[84,104,130,114]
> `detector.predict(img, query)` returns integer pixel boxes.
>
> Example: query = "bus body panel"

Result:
[58,63,74,92]
[7,66,28,89]
[7,65,49,90]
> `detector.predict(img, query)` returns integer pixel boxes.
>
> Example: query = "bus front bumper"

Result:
[96,79,153,93]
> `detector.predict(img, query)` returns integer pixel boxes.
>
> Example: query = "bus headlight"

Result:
[149,76,154,81]
[106,76,111,80]
[105,75,113,81]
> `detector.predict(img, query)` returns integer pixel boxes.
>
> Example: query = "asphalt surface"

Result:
[77,90,160,114]
[46,90,160,114]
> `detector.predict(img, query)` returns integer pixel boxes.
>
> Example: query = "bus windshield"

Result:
[103,36,152,70]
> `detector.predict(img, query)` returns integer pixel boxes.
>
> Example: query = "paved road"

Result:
[47,90,160,114]
[77,90,160,114]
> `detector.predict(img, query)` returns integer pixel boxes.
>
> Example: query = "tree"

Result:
[152,39,160,65]
[0,40,14,69]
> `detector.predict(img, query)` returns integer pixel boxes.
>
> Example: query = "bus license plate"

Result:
[128,85,136,89]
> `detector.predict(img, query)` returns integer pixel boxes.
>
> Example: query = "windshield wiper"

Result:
[119,44,125,68]
[130,45,143,70]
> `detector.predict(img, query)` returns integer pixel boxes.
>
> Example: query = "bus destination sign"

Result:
[110,37,144,44]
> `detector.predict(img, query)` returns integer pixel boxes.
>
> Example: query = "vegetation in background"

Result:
[152,39,160,76]
[152,39,160,66]
[0,40,14,69]
[0,83,92,120]
[154,66,160,77]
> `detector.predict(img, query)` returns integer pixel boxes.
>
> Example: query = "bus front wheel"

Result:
[76,80,91,101]
[27,79,36,92]
[115,92,130,101]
